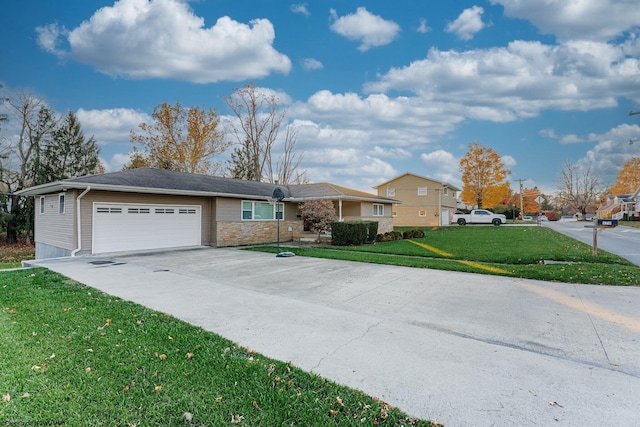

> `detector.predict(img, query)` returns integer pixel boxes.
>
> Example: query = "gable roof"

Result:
[374,172,461,192]
[17,168,398,204]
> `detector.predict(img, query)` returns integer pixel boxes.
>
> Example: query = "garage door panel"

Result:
[93,203,201,253]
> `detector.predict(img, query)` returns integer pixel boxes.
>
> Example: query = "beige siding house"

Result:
[19,168,396,259]
[374,173,460,227]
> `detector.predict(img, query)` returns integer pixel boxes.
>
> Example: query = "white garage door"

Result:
[93,203,201,254]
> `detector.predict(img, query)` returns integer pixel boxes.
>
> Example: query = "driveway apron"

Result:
[29,248,640,426]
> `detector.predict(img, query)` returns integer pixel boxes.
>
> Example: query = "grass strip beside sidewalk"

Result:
[0,268,437,427]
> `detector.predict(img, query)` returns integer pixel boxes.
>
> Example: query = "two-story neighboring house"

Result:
[374,173,461,226]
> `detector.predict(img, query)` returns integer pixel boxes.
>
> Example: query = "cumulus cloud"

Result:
[420,150,462,186]
[559,134,585,144]
[364,40,640,120]
[445,6,486,41]
[329,7,400,51]
[35,0,291,83]
[301,58,323,71]
[417,18,431,34]
[579,124,640,182]
[290,3,310,17]
[76,108,151,146]
[490,0,640,42]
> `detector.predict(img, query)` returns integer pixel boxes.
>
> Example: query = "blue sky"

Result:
[2,0,640,195]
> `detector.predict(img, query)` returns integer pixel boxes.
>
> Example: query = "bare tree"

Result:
[556,160,603,218]
[225,83,305,184]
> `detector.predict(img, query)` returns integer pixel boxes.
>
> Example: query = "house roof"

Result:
[373,172,461,192]
[17,168,398,204]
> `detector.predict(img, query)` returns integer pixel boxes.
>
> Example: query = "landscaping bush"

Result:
[331,221,378,246]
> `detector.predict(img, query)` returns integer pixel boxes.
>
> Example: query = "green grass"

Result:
[0,269,436,426]
[251,226,640,286]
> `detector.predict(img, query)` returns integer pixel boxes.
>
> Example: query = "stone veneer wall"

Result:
[216,220,304,247]
[342,216,394,234]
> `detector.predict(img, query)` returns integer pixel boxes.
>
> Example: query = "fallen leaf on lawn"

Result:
[186,353,194,360]
[45,354,55,361]
[215,396,222,403]
[85,367,91,373]
[380,406,388,419]
[329,410,338,416]
[230,414,244,424]
[184,412,193,422]
[2,394,10,402]
[151,313,158,317]
[159,354,167,360]
[136,320,142,325]
[123,381,134,392]
[31,332,37,337]
[20,393,30,399]
[168,336,173,341]
[336,396,343,406]
[153,386,162,392]
[87,349,93,353]
[252,401,259,408]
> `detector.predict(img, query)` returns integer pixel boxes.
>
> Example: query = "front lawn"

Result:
[0,269,436,426]
[250,226,640,286]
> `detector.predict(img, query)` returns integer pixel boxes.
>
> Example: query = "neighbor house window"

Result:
[419,210,426,217]
[58,193,65,214]
[242,201,284,220]
[373,204,384,217]
[443,187,448,196]
[40,196,45,214]
[386,187,395,197]
[417,187,427,196]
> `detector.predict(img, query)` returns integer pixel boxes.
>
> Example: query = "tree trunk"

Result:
[6,214,18,244]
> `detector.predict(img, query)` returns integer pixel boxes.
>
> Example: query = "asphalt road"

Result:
[544,221,640,266]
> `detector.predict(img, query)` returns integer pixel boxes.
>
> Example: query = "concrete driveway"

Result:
[29,248,640,426]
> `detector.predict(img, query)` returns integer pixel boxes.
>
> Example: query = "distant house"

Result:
[373,173,460,227]
[596,193,636,220]
[17,168,397,259]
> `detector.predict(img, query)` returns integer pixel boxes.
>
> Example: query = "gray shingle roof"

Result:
[18,168,398,204]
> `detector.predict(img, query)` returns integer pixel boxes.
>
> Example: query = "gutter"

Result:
[71,186,91,257]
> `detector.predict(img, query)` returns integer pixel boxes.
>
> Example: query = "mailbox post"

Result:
[584,219,618,256]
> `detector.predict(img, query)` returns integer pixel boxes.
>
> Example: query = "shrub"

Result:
[332,221,378,246]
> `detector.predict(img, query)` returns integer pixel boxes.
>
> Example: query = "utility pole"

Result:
[515,178,526,220]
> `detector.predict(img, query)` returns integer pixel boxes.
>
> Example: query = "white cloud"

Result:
[301,58,323,71]
[578,123,640,183]
[417,18,431,34]
[364,40,640,120]
[36,0,291,83]
[501,154,517,169]
[369,146,412,160]
[559,134,584,144]
[76,108,151,146]
[490,0,640,42]
[445,6,486,41]
[102,152,132,172]
[290,3,310,17]
[329,7,400,51]
[420,150,462,186]
[539,128,558,138]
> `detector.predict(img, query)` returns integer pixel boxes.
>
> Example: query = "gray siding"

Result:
[34,192,75,251]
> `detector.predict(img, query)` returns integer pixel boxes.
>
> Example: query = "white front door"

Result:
[440,209,450,226]
[93,203,201,254]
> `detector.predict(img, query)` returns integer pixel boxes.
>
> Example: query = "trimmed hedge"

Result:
[331,221,378,246]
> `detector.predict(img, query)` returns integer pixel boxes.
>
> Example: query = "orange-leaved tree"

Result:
[459,142,511,208]
[609,157,640,195]
[127,101,230,174]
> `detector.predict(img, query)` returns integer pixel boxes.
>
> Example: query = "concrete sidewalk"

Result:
[28,248,640,426]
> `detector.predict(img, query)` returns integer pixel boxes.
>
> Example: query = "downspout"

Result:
[71,186,91,257]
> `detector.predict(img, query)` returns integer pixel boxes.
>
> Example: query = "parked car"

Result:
[523,216,533,221]
[452,209,507,226]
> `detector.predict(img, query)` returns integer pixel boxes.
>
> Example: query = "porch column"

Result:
[339,199,343,221]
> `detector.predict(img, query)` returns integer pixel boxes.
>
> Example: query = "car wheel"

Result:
[492,218,501,226]
[457,218,466,225]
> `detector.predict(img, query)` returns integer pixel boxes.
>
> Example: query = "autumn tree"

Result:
[127,101,229,174]
[608,157,640,195]
[225,83,305,184]
[459,142,511,209]
[300,199,336,241]
[556,160,603,218]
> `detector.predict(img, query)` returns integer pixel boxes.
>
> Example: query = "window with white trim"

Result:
[39,196,45,214]
[242,201,284,220]
[386,187,395,197]
[58,193,65,214]
[417,187,427,196]
[373,203,384,217]
[443,187,448,196]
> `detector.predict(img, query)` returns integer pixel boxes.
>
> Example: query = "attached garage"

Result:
[93,203,201,254]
